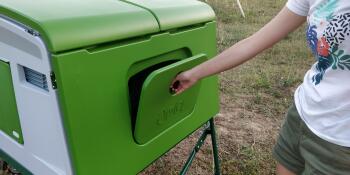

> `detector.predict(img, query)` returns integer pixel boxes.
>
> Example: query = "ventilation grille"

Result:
[23,67,49,91]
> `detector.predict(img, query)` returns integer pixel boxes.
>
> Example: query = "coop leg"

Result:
[209,118,220,175]
[179,118,220,175]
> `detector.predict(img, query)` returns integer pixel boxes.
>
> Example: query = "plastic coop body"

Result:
[0,0,219,174]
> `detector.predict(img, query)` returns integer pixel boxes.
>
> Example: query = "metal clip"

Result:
[50,72,57,89]
[26,29,40,36]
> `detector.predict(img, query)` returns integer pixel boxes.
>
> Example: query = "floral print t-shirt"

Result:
[287,0,350,147]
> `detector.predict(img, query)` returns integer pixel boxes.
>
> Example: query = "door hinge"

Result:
[26,29,40,36]
[50,72,57,89]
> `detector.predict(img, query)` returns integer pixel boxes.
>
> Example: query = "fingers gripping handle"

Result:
[170,80,180,94]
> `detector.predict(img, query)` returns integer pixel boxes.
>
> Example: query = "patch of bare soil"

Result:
[140,92,284,175]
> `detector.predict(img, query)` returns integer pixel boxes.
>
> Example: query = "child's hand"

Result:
[170,70,198,95]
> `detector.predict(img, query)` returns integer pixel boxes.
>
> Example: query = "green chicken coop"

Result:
[0,0,220,174]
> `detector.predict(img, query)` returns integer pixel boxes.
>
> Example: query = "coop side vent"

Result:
[23,67,49,91]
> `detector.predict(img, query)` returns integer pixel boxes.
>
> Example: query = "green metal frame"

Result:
[180,118,220,175]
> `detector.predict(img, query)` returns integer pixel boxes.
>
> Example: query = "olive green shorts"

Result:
[273,103,350,175]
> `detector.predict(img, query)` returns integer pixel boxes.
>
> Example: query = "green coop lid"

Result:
[0,0,159,52]
[0,0,215,53]
[125,0,216,31]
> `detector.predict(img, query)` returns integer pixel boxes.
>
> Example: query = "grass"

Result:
[142,0,314,174]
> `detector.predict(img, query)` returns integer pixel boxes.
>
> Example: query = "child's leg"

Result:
[298,120,350,175]
[273,103,305,174]
[276,163,297,175]
[273,102,350,174]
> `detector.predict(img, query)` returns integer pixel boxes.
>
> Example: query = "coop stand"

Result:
[180,118,220,175]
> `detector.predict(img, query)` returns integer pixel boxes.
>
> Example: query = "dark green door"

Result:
[0,60,23,144]
[134,54,207,144]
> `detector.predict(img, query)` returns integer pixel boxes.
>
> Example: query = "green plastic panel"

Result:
[0,0,159,52]
[0,60,23,144]
[134,54,207,144]
[125,0,216,31]
[52,22,218,175]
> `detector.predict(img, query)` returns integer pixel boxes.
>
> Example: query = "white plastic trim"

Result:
[0,17,73,175]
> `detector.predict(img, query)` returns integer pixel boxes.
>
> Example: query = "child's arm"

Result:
[171,7,306,94]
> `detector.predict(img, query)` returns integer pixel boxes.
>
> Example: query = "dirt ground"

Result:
[140,92,283,175]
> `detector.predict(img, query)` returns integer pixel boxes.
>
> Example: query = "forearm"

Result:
[189,36,262,79]
[189,7,306,80]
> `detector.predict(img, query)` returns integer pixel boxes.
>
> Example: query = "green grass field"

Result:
[142,0,314,174]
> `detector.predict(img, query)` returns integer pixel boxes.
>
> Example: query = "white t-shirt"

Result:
[287,0,350,147]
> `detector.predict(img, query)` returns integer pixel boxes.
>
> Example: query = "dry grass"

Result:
[141,0,314,174]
